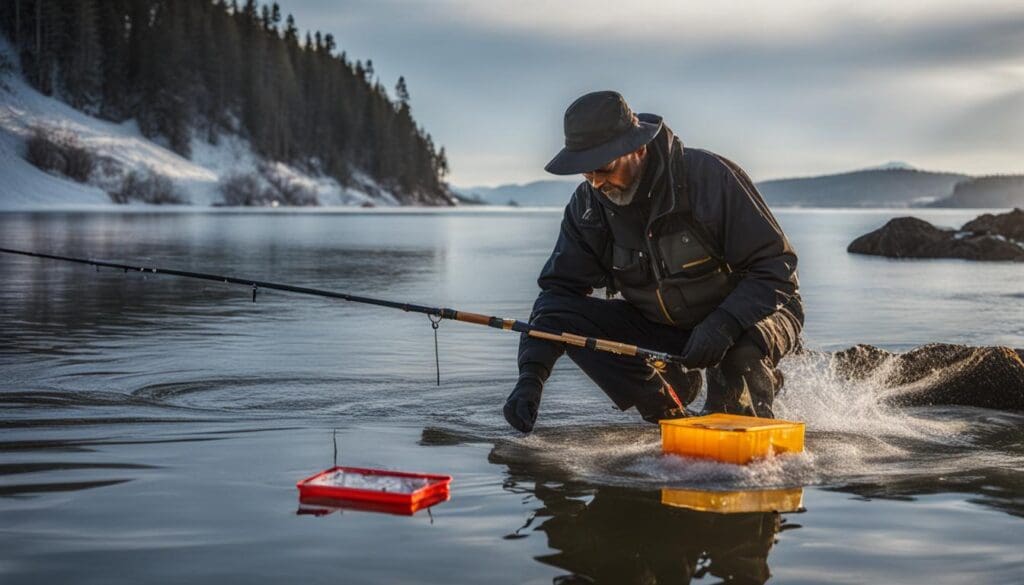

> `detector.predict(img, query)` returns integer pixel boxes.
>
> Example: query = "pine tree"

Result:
[63,0,103,111]
[241,0,257,25]
[259,4,271,31]
[270,3,281,31]
[395,76,410,107]
[283,14,298,46]
[437,147,449,178]
[97,0,130,119]
[25,0,61,95]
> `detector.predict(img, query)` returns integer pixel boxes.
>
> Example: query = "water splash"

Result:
[489,350,1023,492]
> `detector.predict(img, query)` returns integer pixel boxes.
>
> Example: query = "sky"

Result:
[282,0,1024,187]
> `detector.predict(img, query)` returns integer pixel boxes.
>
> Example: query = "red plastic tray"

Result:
[296,466,451,515]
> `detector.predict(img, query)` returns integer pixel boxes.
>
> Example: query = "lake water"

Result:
[1,208,1022,584]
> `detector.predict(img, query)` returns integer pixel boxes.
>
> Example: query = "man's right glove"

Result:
[503,373,544,433]
[681,309,743,369]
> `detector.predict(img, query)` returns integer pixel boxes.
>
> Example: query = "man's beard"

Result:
[600,172,643,206]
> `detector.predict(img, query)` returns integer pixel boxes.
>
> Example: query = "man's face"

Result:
[582,145,647,200]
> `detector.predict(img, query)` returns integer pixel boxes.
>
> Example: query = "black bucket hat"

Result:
[544,91,663,175]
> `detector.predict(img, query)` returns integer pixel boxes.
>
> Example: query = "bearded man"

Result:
[504,91,803,433]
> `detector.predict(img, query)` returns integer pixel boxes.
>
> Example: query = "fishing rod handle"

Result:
[526,330,639,357]
[450,310,519,330]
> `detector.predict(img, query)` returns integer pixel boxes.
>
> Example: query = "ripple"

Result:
[0,390,148,408]
[130,375,399,413]
[0,479,131,497]
[0,462,159,476]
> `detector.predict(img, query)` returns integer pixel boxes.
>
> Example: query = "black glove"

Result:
[681,309,743,369]
[503,374,544,433]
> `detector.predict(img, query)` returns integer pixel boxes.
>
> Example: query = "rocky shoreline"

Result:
[830,343,1024,410]
[847,208,1024,261]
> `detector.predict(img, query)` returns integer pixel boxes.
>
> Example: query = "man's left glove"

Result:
[503,373,544,433]
[681,309,743,369]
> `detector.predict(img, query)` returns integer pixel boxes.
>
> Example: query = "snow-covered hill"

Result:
[0,38,398,210]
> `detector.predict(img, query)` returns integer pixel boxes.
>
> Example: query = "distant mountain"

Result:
[455,180,578,207]
[450,190,487,205]
[459,165,1024,209]
[757,168,969,208]
[857,161,916,171]
[927,175,1024,208]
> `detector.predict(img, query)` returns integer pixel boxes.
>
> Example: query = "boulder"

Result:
[961,208,1024,241]
[847,215,1024,261]
[832,343,1024,410]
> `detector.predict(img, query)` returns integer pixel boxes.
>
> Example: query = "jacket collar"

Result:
[639,114,684,224]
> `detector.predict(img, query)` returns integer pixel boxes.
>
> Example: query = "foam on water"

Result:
[493,424,817,490]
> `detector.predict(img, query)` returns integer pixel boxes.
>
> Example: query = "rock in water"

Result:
[961,208,1024,241]
[833,343,1024,410]
[848,211,1024,261]
[847,217,952,257]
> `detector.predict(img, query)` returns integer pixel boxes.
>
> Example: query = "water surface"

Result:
[1,208,1022,584]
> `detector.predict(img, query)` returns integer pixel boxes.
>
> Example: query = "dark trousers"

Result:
[518,290,803,420]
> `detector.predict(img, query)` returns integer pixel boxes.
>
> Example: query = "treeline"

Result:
[928,175,1024,208]
[0,0,451,204]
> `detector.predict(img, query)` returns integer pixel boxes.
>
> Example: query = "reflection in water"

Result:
[0,242,437,350]
[296,492,451,517]
[660,487,803,515]
[488,441,798,585]
[534,487,786,585]
[0,461,154,496]
[0,462,157,475]
[828,466,1024,520]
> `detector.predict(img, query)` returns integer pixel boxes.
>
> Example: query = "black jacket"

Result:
[536,115,800,332]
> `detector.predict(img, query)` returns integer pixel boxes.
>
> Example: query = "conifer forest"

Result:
[0,0,452,204]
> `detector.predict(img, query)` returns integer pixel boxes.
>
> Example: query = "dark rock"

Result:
[847,215,1024,261]
[847,216,951,257]
[961,208,1024,241]
[833,343,1024,410]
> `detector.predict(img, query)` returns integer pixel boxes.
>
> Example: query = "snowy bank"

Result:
[0,37,400,210]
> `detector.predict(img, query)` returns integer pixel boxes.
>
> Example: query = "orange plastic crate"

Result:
[659,413,804,464]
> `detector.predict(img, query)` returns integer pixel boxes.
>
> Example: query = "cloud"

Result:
[935,89,1024,153]
[283,1,1024,184]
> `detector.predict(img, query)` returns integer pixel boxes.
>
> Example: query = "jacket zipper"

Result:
[655,287,676,325]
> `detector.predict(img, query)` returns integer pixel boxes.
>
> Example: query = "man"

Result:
[503,91,803,432]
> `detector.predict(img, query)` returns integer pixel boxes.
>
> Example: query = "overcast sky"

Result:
[283,0,1024,187]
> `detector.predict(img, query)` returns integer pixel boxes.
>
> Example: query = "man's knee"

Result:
[718,339,768,376]
[530,289,590,316]
[529,291,643,342]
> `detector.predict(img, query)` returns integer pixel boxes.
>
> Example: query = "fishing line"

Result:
[428,314,442,386]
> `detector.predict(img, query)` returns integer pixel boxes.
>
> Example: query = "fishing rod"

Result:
[0,247,688,383]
